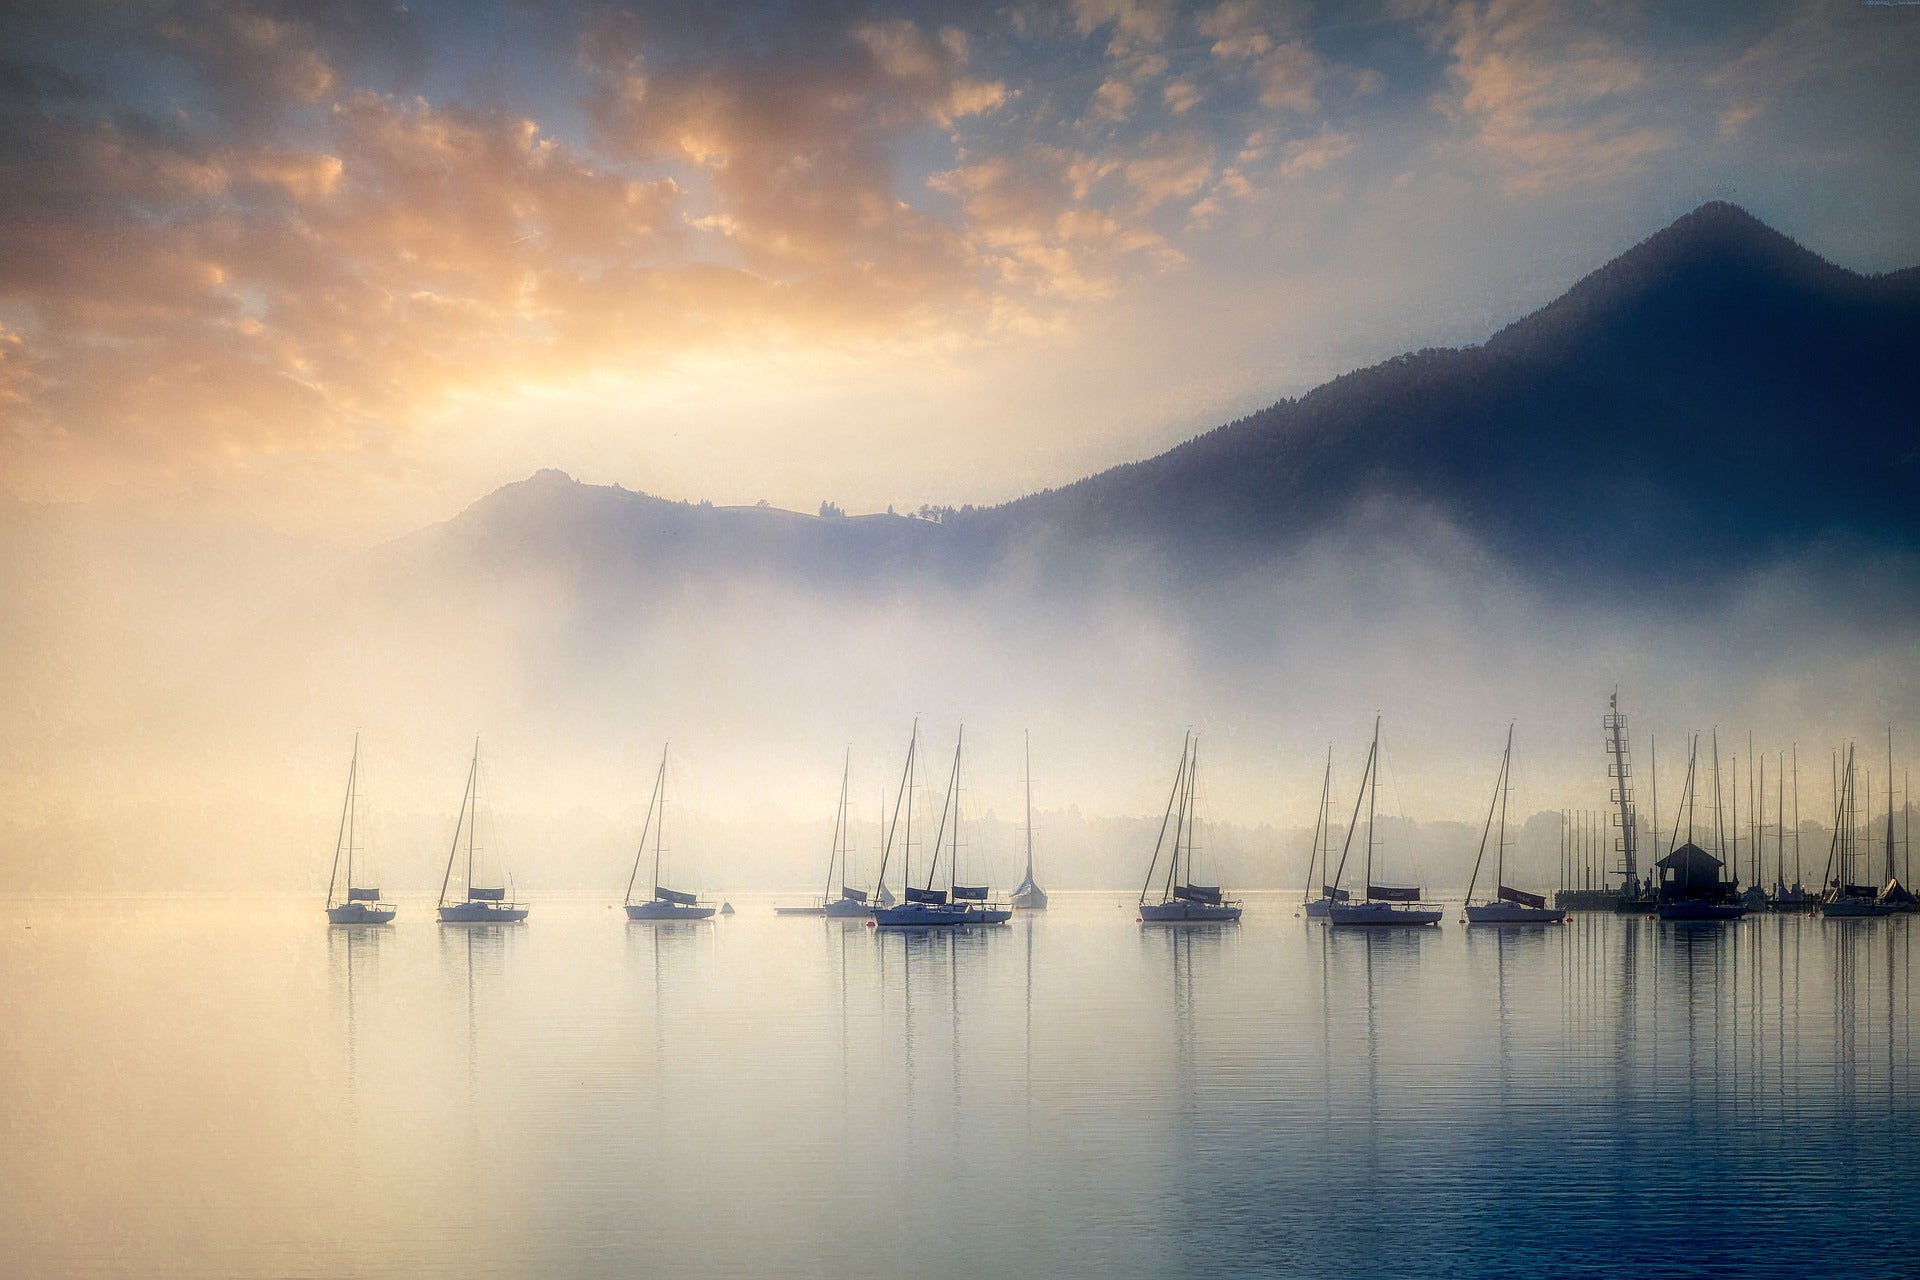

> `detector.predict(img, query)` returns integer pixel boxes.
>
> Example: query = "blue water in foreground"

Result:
[1,894,1913,1278]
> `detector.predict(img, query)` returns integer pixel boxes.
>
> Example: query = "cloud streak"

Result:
[0,0,1913,524]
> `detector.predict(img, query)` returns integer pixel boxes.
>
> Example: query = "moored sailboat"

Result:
[1138,733,1242,924]
[1010,731,1047,911]
[436,739,529,923]
[1463,725,1564,925]
[1818,741,1891,918]
[624,744,717,921]
[1301,746,1343,918]
[1327,717,1441,927]
[324,734,396,925]
[928,727,1010,924]
[777,750,871,917]
[872,722,970,928]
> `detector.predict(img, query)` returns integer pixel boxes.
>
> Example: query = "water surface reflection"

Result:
[0,896,1912,1278]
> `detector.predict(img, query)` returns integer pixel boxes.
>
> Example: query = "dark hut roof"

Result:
[1654,842,1724,871]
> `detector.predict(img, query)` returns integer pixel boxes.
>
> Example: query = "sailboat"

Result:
[1301,746,1342,918]
[1873,729,1916,912]
[324,734,396,925]
[872,721,970,927]
[1138,733,1242,924]
[1463,725,1564,924]
[436,739,529,923]
[624,744,717,921]
[1010,731,1048,911]
[1327,717,1441,926]
[937,729,1010,924]
[777,749,871,917]
[1820,742,1889,917]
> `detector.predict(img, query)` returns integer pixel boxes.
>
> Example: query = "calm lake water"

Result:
[2,894,1914,1278]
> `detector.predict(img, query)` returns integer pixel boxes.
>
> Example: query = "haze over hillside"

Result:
[4,205,1915,894]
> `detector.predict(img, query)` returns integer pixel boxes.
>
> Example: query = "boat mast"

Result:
[1327,720,1378,901]
[1163,740,1193,904]
[1648,733,1659,878]
[327,735,359,910]
[1887,727,1897,884]
[466,739,481,899]
[346,737,358,898]
[625,747,668,906]
[1822,744,1851,895]
[1139,732,1190,906]
[825,748,849,903]
[1677,732,1698,854]
[1465,725,1510,908]
[871,723,916,899]
[1792,744,1801,888]
[1496,724,1512,894]
[438,742,479,909]
[1304,746,1331,900]
[1023,730,1034,886]
[951,726,965,895]
[905,725,915,894]
[1711,728,1724,875]
[1182,737,1200,892]
[926,728,963,894]
[1365,719,1380,900]
[653,744,669,895]
[1605,691,1638,894]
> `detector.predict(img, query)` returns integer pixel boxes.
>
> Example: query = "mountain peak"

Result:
[1631,200,1827,272]
[1484,202,1849,358]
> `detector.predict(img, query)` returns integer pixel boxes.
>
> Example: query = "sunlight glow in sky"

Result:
[2,0,1917,538]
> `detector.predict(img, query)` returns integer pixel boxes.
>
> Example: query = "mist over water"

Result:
[4,485,1915,896]
[2,895,1913,1278]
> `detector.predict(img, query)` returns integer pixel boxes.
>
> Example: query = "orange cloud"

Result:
[1434,0,1676,194]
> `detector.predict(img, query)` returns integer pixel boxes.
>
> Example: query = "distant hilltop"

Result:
[416,202,1919,595]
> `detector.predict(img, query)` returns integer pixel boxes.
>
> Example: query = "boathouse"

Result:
[1654,843,1736,903]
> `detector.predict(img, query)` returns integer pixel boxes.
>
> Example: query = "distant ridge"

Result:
[413,203,1920,595]
[993,201,1920,583]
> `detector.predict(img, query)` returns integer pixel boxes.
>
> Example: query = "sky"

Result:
[2,0,1918,541]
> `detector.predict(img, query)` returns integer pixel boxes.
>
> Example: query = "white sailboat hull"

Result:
[1303,898,1333,918]
[1330,901,1441,926]
[438,902,528,923]
[625,900,716,921]
[872,902,970,927]
[1139,900,1242,923]
[1820,897,1891,918]
[326,903,396,925]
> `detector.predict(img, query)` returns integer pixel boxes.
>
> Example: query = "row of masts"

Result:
[1579,725,1909,901]
[327,707,1910,922]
